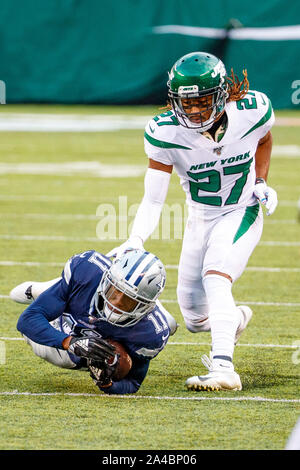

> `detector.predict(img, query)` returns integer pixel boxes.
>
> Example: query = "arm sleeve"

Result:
[16,278,70,349]
[99,357,150,395]
[130,167,171,243]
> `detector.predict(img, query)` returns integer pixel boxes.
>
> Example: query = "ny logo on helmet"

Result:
[211,61,226,79]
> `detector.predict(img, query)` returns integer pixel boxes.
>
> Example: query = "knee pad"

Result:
[177,282,208,312]
[177,282,209,331]
[184,315,211,333]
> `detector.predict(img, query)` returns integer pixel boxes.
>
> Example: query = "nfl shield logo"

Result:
[213,146,223,155]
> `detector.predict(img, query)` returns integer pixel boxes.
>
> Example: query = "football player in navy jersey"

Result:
[12,249,177,395]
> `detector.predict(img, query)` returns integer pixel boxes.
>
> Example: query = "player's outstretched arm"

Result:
[107,161,172,259]
[17,280,71,348]
[254,131,278,216]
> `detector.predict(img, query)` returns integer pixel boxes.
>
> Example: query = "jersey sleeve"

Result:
[255,91,275,139]
[16,277,70,349]
[241,90,275,141]
[144,116,175,166]
[16,254,87,349]
[130,307,170,360]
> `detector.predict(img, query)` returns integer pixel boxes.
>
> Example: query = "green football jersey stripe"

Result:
[233,204,260,244]
[144,132,192,150]
[241,99,273,138]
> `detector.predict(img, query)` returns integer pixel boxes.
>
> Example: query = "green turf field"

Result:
[0,105,299,450]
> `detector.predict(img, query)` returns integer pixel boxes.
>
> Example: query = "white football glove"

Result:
[253,179,278,216]
[106,235,145,260]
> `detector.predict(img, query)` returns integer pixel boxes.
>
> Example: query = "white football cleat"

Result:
[10,282,35,304]
[10,277,61,304]
[235,305,253,344]
[185,355,242,391]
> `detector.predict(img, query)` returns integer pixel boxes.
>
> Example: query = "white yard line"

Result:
[168,341,299,349]
[0,213,101,221]
[0,195,103,202]
[2,295,299,306]
[0,114,151,132]
[0,108,299,131]
[0,234,299,245]
[1,260,300,273]
[1,336,298,350]
[0,260,64,267]
[0,234,105,242]
[259,241,300,246]
[0,194,298,205]
[0,213,297,225]
[0,161,146,178]
[165,265,300,273]
[0,391,298,403]
[0,147,298,178]
[160,299,300,307]
[0,337,24,341]
[3,295,299,306]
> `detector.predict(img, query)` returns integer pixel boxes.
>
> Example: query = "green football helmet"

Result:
[167,51,228,130]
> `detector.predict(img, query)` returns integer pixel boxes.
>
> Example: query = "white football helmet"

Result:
[96,249,166,327]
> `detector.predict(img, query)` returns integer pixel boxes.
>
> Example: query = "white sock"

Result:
[203,274,240,369]
[32,277,61,299]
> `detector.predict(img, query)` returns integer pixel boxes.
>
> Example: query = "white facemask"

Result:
[103,302,131,325]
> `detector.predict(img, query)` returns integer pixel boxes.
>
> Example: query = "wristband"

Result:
[99,381,113,388]
[255,177,265,184]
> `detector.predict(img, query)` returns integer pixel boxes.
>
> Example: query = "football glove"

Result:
[88,355,120,388]
[254,179,278,216]
[106,235,144,260]
[68,335,116,362]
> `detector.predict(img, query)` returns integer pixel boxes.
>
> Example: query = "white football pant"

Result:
[177,205,263,334]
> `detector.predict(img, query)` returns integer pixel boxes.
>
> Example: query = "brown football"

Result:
[107,339,132,381]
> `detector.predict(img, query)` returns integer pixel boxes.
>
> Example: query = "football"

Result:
[107,339,132,381]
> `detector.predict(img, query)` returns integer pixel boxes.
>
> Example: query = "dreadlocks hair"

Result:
[226,68,249,102]
[159,102,172,111]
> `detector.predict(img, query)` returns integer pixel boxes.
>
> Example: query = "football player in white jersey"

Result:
[108,51,279,391]
[108,51,278,391]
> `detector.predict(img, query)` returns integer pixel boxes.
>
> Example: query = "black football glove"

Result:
[68,335,116,363]
[88,354,120,388]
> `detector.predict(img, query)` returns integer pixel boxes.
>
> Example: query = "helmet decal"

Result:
[211,60,226,79]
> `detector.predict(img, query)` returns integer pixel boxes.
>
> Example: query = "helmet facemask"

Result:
[97,269,155,327]
[168,84,228,131]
